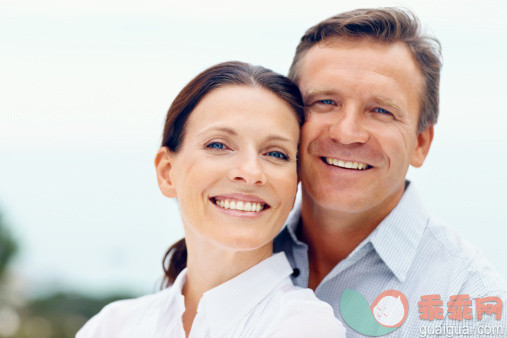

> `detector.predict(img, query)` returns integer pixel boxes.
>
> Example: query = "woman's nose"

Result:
[228,152,267,185]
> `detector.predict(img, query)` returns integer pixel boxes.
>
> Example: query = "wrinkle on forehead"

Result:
[303,38,423,90]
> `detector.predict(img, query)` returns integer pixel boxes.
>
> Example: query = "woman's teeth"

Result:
[213,199,264,212]
[325,157,368,170]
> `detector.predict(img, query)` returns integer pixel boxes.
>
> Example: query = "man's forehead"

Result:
[303,39,415,72]
[297,39,424,98]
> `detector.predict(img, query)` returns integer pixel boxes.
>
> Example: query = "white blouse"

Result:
[77,252,346,337]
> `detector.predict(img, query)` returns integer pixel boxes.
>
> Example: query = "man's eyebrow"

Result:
[304,89,338,101]
[372,96,402,112]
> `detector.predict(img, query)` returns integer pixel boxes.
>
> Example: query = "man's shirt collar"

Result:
[283,181,429,283]
[368,181,429,282]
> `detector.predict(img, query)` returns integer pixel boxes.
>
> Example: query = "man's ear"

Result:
[410,125,434,168]
[154,147,177,198]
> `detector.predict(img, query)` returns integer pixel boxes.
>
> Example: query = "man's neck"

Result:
[300,187,404,290]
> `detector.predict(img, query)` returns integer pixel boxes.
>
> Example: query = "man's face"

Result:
[297,38,433,216]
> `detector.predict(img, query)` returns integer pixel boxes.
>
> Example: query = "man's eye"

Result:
[206,142,226,150]
[266,151,289,161]
[318,99,335,105]
[373,107,392,115]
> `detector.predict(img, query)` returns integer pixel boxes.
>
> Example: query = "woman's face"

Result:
[160,85,300,251]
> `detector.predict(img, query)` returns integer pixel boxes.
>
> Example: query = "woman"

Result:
[77,61,346,337]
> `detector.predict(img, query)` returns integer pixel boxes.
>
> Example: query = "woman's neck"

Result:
[180,228,273,336]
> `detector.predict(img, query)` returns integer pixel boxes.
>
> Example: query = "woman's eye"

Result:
[373,107,392,115]
[266,151,289,161]
[206,142,226,150]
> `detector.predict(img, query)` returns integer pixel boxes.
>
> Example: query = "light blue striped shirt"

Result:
[274,181,507,337]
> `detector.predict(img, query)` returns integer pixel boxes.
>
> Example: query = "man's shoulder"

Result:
[414,217,506,297]
[423,217,481,266]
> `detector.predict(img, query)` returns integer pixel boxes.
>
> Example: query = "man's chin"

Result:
[320,197,374,214]
[302,185,374,213]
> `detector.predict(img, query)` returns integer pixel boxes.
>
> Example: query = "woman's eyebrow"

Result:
[197,127,295,144]
[264,135,294,143]
[196,126,238,137]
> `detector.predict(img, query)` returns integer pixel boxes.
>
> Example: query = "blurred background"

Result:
[1,0,506,336]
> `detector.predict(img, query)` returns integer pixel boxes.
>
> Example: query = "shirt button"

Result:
[291,268,300,277]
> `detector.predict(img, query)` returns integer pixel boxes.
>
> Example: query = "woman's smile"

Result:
[211,193,269,212]
[209,192,270,218]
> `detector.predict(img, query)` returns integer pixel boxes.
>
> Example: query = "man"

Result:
[274,7,507,336]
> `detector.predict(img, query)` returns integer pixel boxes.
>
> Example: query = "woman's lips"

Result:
[210,193,270,212]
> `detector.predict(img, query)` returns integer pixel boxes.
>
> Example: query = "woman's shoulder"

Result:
[262,277,347,337]
[76,287,175,337]
[97,291,168,319]
[269,276,330,309]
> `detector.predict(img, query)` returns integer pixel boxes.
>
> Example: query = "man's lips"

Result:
[321,157,373,170]
[209,193,270,213]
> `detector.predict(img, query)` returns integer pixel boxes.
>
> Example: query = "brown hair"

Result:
[160,61,304,287]
[288,7,442,132]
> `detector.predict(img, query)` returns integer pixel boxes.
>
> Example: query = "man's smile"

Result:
[322,157,372,170]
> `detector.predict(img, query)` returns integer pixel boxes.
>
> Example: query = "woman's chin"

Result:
[212,235,274,253]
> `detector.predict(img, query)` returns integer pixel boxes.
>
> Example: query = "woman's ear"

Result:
[154,147,177,198]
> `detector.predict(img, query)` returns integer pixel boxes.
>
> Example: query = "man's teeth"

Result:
[214,199,264,212]
[325,157,368,170]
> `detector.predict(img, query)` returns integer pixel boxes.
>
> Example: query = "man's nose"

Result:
[328,107,369,144]
[228,151,267,185]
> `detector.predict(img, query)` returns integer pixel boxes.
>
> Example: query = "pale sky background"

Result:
[1,0,506,297]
